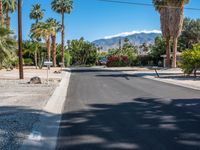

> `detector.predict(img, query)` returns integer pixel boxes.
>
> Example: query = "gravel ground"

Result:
[0,79,59,150]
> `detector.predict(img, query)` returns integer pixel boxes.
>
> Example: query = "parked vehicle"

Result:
[98,57,108,65]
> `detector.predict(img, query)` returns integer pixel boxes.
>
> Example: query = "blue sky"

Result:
[10,0,200,42]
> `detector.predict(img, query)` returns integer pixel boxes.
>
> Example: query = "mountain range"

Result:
[93,31,161,51]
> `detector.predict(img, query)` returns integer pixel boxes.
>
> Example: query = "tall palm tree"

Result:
[47,18,61,67]
[29,4,44,24]
[30,4,44,68]
[31,21,55,61]
[153,0,171,68]
[18,0,23,79]
[167,0,189,68]
[0,0,3,25]
[51,0,73,67]
[2,0,17,29]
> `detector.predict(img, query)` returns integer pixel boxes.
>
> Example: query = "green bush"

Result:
[24,58,34,66]
[180,44,200,77]
[136,55,154,66]
[56,51,72,67]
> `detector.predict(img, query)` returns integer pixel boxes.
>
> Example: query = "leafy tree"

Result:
[107,40,137,66]
[56,44,71,67]
[68,38,98,65]
[0,26,17,69]
[121,41,137,66]
[179,17,200,51]
[98,51,108,60]
[149,36,166,65]
[180,44,200,77]
[51,0,73,66]
[2,0,17,29]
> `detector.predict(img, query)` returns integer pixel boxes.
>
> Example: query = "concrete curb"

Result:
[144,76,200,91]
[20,71,71,150]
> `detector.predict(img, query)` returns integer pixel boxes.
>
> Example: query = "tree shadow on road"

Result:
[96,74,136,80]
[1,97,200,150]
[57,97,200,150]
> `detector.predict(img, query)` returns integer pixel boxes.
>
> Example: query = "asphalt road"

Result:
[56,69,200,150]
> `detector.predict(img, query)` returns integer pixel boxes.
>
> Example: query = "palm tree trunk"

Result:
[61,12,65,67]
[166,37,171,68]
[34,46,38,69]
[172,38,178,68]
[6,10,10,30]
[0,0,3,25]
[52,35,57,67]
[47,37,51,61]
[18,0,24,79]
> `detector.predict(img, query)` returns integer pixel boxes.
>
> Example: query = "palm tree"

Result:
[47,18,62,67]
[0,0,3,25]
[51,0,73,67]
[31,21,55,61]
[29,4,44,24]
[30,4,44,68]
[2,0,17,29]
[18,0,23,79]
[0,26,16,69]
[167,0,189,68]
[153,0,171,68]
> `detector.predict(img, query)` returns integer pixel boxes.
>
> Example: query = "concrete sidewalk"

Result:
[91,66,200,91]
[19,70,71,150]
[122,68,200,91]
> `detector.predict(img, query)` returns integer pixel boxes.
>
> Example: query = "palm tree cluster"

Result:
[153,0,189,68]
[30,0,73,67]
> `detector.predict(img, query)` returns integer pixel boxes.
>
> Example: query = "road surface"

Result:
[57,69,200,150]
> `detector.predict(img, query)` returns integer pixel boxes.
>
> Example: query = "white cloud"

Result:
[104,30,161,39]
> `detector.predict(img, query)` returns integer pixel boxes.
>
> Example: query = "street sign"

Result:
[44,61,53,85]
[44,61,53,66]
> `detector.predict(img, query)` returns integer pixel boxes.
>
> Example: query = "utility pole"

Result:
[18,0,24,79]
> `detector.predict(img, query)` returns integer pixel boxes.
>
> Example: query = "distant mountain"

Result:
[93,32,161,51]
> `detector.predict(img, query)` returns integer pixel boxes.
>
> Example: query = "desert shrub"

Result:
[180,44,200,77]
[106,55,129,67]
